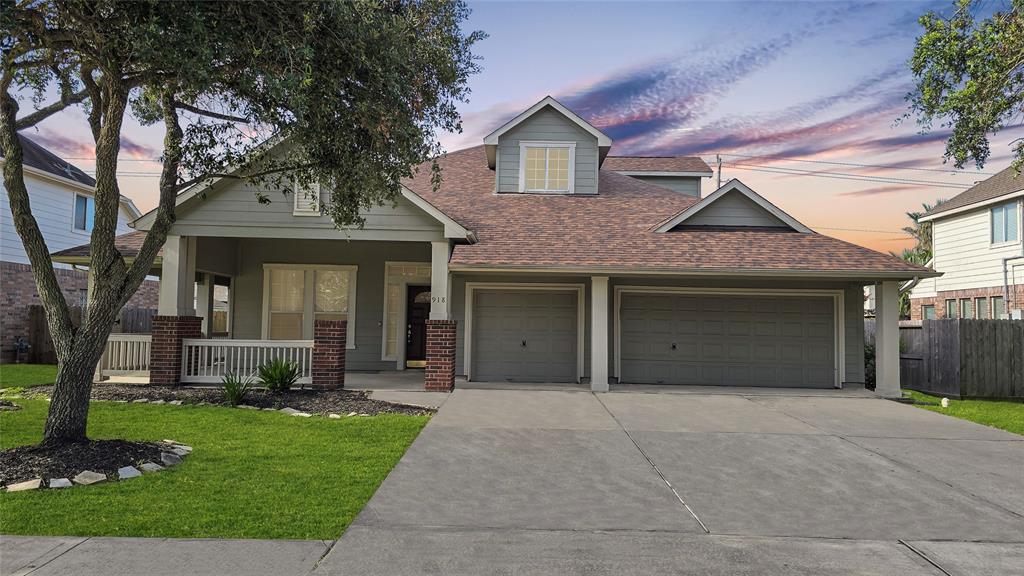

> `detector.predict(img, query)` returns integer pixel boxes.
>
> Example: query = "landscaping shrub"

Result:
[864,342,876,390]
[258,359,300,393]
[222,372,253,406]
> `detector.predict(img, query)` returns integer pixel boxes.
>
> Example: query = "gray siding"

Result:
[496,106,600,195]
[229,238,430,371]
[684,190,788,228]
[844,284,866,384]
[170,178,444,241]
[628,175,701,197]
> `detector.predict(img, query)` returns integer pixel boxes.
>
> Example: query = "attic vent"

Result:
[293,179,321,216]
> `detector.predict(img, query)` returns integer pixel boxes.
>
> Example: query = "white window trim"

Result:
[261,263,356,349]
[72,193,93,234]
[518,141,576,194]
[613,286,846,389]
[989,201,1021,246]
[380,261,432,366]
[293,179,322,216]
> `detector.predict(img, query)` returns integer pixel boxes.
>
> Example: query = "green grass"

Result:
[907,390,1024,436]
[0,399,428,539]
[0,364,57,388]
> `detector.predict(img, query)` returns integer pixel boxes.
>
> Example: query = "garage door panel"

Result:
[473,290,578,383]
[620,292,835,388]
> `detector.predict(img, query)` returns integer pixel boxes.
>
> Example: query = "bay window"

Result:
[262,264,356,347]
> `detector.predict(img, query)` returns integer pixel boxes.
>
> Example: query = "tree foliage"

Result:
[908,0,1024,170]
[0,0,482,442]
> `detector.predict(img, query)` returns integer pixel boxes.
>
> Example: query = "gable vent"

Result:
[293,180,321,216]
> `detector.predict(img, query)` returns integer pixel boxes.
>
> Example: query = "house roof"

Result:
[920,165,1024,221]
[403,146,937,278]
[51,230,158,262]
[654,179,813,233]
[603,156,712,175]
[483,96,612,147]
[1,133,142,218]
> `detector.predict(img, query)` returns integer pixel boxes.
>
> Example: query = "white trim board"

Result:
[463,282,586,383]
[612,286,846,389]
[654,178,813,233]
[483,96,612,147]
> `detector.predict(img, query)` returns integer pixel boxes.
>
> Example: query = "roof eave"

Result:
[447,263,940,280]
[918,189,1024,222]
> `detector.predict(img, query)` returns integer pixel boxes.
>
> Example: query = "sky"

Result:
[20,0,1023,253]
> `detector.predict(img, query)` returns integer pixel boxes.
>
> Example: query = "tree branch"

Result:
[15,87,89,130]
[174,101,247,123]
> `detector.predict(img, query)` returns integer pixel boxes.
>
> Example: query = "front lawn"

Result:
[0,364,58,388]
[0,399,428,539]
[907,391,1024,436]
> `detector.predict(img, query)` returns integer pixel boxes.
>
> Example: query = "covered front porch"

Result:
[86,233,458,391]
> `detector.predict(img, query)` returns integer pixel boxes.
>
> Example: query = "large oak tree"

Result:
[0,0,482,443]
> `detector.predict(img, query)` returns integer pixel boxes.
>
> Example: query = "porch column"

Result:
[590,276,610,392]
[312,319,346,389]
[196,273,215,337]
[151,235,199,385]
[425,240,456,391]
[875,280,901,398]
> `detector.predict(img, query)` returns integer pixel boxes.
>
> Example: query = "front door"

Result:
[405,286,431,368]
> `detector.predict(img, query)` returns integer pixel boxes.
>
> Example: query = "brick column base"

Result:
[312,319,346,390]
[425,320,456,392]
[150,315,202,385]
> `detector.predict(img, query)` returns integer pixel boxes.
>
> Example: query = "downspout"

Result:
[1003,198,1024,317]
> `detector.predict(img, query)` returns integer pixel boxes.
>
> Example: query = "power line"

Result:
[718,152,995,176]
[721,163,972,189]
[811,225,912,235]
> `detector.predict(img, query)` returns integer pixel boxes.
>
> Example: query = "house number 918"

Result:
[431,296,446,304]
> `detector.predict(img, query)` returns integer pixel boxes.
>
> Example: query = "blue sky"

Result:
[23,0,1021,251]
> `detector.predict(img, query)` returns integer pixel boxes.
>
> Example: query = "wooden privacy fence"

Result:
[26,305,157,364]
[898,319,1024,399]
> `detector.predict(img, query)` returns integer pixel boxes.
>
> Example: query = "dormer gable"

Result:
[484,96,611,195]
[654,179,812,233]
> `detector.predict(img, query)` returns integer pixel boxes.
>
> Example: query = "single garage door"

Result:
[620,292,835,388]
[473,290,578,382]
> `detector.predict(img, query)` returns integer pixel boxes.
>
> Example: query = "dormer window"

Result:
[519,141,575,193]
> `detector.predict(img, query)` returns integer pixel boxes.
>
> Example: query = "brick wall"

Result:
[149,315,202,385]
[910,285,1024,320]
[425,320,456,392]
[312,319,346,389]
[1,261,160,362]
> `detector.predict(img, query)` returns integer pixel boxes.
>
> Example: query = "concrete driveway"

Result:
[316,388,1024,575]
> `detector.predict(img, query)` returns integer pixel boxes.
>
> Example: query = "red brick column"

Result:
[312,319,346,390]
[425,320,456,392]
[150,316,202,386]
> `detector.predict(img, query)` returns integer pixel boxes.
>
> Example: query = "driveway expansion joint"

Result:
[899,540,954,576]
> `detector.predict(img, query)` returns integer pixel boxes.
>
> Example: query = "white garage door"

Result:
[620,292,836,388]
[472,290,578,382]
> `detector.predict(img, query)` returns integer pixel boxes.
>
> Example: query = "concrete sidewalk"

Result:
[0,535,330,576]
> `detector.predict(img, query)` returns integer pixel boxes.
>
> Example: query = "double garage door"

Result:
[620,292,836,388]
[470,289,837,388]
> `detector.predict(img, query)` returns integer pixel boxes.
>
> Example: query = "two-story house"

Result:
[53,96,933,395]
[0,134,156,361]
[908,166,1023,320]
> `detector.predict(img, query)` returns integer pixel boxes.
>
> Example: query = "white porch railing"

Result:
[97,334,152,377]
[180,339,314,385]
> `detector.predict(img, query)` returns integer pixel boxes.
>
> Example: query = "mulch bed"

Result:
[26,384,433,416]
[0,439,164,486]
[0,399,20,411]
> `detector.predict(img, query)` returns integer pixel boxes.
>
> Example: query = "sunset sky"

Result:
[19,0,1022,253]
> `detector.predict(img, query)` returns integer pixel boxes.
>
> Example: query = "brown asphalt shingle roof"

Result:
[51,230,156,260]
[1,134,96,187]
[925,165,1023,217]
[602,155,712,174]
[405,146,933,276]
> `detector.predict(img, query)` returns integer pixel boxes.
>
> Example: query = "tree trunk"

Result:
[42,346,103,443]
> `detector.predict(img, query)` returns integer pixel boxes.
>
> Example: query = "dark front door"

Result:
[406,286,431,368]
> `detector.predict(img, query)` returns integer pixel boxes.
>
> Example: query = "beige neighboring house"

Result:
[0,134,155,362]
[53,96,935,396]
[908,166,1024,321]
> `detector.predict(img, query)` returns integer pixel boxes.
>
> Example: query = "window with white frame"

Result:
[991,202,1019,244]
[262,264,356,347]
[73,194,94,231]
[293,178,321,216]
[519,142,574,193]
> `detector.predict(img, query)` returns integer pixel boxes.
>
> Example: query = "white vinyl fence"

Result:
[180,339,313,385]
[96,334,152,378]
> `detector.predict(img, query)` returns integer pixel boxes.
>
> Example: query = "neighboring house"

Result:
[53,96,933,395]
[0,134,157,361]
[908,166,1024,320]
